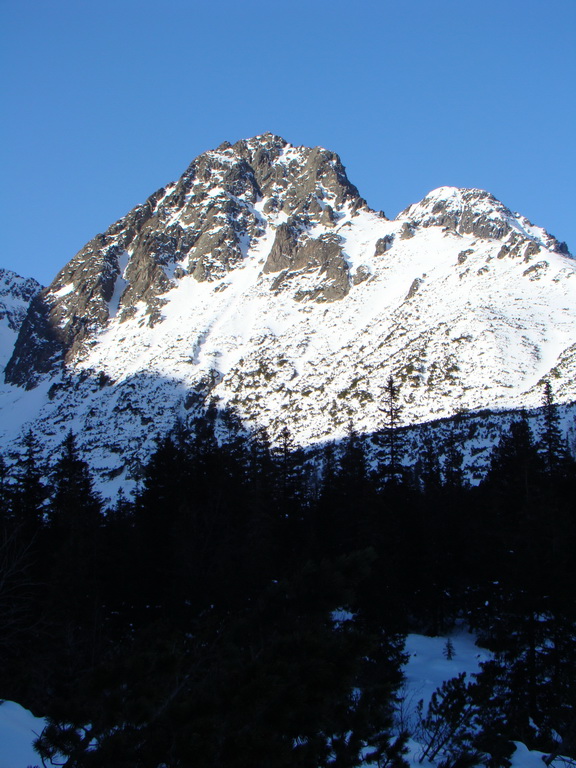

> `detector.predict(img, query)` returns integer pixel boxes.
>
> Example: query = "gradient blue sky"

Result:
[1,0,575,285]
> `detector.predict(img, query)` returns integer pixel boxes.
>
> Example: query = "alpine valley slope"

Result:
[1,133,575,497]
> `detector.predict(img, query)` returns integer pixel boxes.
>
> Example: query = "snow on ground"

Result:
[403,630,491,712]
[0,633,572,767]
[508,741,556,768]
[398,631,570,768]
[0,701,44,768]
[398,630,491,767]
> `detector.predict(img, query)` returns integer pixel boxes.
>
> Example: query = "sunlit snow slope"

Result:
[0,134,574,496]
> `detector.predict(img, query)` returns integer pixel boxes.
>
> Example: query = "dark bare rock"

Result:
[352,265,371,285]
[0,269,43,375]
[5,291,64,388]
[262,223,300,274]
[405,277,424,300]
[375,235,394,255]
[264,228,350,302]
[0,269,42,333]
[399,222,416,240]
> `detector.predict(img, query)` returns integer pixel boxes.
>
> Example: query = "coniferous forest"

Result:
[1,387,576,767]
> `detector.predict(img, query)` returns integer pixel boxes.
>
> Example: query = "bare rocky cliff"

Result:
[5,134,369,388]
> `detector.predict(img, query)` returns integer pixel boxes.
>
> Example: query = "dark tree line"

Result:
[0,383,575,766]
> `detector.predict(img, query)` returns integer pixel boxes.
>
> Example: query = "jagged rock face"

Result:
[1,134,575,499]
[0,269,42,372]
[401,186,568,252]
[5,134,368,388]
[0,270,42,332]
[264,226,350,302]
[4,239,119,387]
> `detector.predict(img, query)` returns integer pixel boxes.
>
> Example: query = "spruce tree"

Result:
[11,429,47,538]
[540,380,567,476]
[0,454,10,524]
[442,430,465,491]
[134,432,188,614]
[243,427,283,586]
[380,375,402,484]
[418,434,443,495]
[314,424,367,558]
[49,431,102,535]
[46,431,103,627]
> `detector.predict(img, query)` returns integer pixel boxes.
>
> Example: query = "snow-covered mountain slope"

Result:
[0,134,574,495]
[0,269,42,372]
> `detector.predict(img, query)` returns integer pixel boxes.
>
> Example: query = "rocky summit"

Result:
[1,134,575,497]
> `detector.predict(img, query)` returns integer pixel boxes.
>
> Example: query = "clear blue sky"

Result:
[1,0,574,286]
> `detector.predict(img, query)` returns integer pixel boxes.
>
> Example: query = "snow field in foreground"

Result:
[0,632,568,767]
[0,700,44,768]
[400,631,564,767]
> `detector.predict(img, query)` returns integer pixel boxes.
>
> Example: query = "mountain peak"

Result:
[237,132,289,151]
[2,137,575,499]
[4,136,368,388]
[400,186,570,253]
[181,133,365,214]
